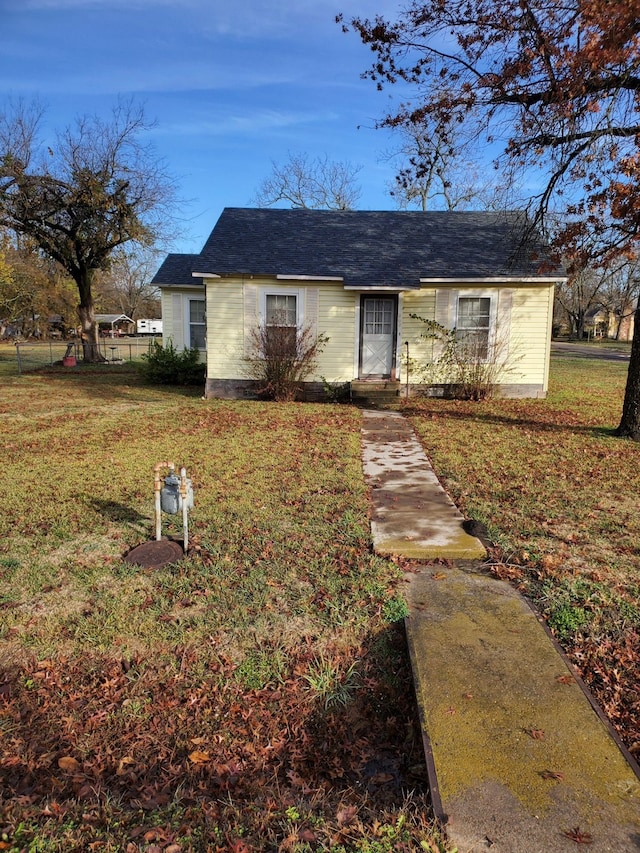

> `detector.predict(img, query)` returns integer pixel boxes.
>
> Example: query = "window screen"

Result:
[456,297,491,359]
[189,299,206,349]
[266,294,297,327]
[364,299,394,335]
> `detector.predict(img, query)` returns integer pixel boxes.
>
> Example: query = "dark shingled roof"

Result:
[152,253,202,287]
[153,208,562,288]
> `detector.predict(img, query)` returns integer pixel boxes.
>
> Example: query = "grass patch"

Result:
[0,370,438,852]
[404,354,640,749]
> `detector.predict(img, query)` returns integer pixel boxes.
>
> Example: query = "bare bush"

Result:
[410,313,517,400]
[244,317,328,402]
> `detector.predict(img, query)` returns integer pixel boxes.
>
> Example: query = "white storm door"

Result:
[360,296,397,378]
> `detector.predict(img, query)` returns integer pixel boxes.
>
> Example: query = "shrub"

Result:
[243,319,328,402]
[409,313,517,401]
[138,339,206,386]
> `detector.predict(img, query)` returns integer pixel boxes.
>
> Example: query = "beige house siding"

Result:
[398,283,554,394]
[161,276,555,399]
[400,289,437,382]
[206,279,245,379]
[509,283,555,393]
[160,288,176,348]
[161,287,206,358]
[315,287,357,382]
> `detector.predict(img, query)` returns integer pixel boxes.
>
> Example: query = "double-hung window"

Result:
[456,296,491,360]
[188,298,206,349]
[265,293,297,355]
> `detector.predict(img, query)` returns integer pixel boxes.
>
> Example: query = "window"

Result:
[189,299,206,349]
[265,293,297,355]
[456,296,491,360]
[364,298,394,335]
[266,294,297,328]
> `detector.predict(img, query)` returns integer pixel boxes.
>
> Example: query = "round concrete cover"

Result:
[125,540,184,568]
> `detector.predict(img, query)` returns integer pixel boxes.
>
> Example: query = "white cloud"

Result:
[155,108,340,139]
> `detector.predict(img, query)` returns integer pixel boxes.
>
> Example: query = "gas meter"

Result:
[154,462,194,552]
[160,469,194,515]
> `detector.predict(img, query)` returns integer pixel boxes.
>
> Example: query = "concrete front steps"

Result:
[351,380,402,408]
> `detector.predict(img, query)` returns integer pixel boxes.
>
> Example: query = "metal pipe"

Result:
[154,461,175,541]
[180,466,189,552]
[405,341,410,400]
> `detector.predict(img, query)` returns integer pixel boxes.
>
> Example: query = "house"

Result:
[152,208,565,400]
[585,304,636,342]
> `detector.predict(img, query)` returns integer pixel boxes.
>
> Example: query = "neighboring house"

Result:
[95,313,134,337]
[585,304,636,342]
[152,208,565,400]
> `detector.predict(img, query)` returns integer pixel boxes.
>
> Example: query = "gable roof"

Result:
[153,208,563,289]
[152,253,202,287]
[194,208,560,287]
[95,314,134,324]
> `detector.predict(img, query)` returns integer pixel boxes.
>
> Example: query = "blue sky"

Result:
[0,0,407,253]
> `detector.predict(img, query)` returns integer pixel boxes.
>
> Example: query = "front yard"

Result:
[1,354,639,850]
[0,370,438,852]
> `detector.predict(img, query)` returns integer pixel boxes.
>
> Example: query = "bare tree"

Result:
[95,246,161,320]
[599,261,640,342]
[0,99,176,361]
[252,152,362,210]
[555,267,603,341]
[385,119,501,211]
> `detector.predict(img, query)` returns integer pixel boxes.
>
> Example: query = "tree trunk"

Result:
[615,303,640,439]
[76,269,106,362]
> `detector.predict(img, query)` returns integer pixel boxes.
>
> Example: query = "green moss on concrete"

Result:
[406,571,640,824]
[373,533,486,560]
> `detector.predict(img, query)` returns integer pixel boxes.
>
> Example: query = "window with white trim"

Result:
[266,293,297,328]
[188,298,206,349]
[456,296,491,360]
[264,292,298,355]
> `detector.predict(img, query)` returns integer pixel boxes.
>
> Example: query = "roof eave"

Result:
[419,276,567,284]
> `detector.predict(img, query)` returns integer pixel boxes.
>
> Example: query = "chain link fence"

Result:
[6,337,161,375]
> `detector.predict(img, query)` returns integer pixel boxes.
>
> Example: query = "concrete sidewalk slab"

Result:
[406,567,640,852]
[361,409,486,560]
[359,408,640,852]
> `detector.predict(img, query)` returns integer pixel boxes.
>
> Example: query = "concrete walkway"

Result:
[360,409,640,853]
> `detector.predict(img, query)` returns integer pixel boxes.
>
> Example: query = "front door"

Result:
[359,296,397,379]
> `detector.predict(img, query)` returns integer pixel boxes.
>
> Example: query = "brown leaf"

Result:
[540,769,564,781]
[188,750,210,764]
[369,771,394,785]
[563,826,593,844]
[431,572,446,580]
[336,804,358,826]
[116,756,136,776]
[57,756,81,772]
[526,728,545,740]
[556,674,574,685]
[298,829,317,843]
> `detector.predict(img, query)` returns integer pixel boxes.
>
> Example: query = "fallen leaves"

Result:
[0,624,429,849]
[563,826,593,844]
[57,756,81,773]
